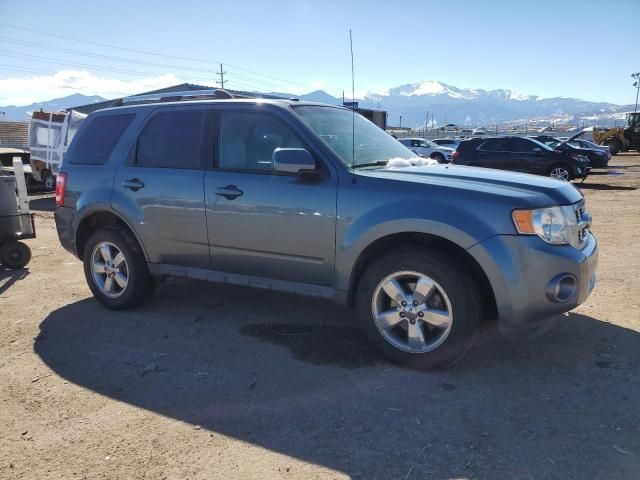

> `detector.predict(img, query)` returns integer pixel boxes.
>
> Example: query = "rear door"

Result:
[203,107,338,286]
[475,138,512,170]
[112,107,209,268]
[509,137,547,174]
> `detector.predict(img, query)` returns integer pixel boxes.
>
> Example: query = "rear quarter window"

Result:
[69,114,135,165]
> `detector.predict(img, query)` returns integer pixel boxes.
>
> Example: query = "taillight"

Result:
[452,150,460,161]
[55,173,67,206]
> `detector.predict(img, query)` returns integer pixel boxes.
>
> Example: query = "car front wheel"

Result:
[355,249,481,369]
[548,164,572,181]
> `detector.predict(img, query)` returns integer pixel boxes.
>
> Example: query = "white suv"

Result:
[398,137,454,163]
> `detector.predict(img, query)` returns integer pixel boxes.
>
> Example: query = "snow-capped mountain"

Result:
[293,80,631,128]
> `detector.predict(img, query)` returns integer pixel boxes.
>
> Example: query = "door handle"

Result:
[215,185,243,200]
[122,178,144,191]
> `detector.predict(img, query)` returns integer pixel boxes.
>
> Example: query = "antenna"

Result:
[349,29,356,182]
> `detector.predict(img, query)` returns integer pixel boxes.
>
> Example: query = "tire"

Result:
[547,164,572,181]
[606,140,620,156]
[430,152,446,163]
[0,241,32,269]
[82,226,154,309]
[355,248,481,369]
[42,172,56,191]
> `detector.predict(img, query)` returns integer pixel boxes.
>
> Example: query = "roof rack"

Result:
[112,89,235,107]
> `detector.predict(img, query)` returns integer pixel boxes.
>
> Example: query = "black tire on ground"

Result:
[606,141,621,156]
[82,226,154,309]
[355,248,481,369]
[547,163,572,181]
[0,241,32,269]
[430,152,446,163]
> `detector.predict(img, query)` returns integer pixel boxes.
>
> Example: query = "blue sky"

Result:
[1,0,638,105]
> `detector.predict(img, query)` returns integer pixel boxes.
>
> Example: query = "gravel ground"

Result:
[1,154,639,480]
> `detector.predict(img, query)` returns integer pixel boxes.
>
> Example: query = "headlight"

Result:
[512,206,573,245]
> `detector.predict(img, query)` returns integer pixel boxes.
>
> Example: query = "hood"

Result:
[359,164,583,207]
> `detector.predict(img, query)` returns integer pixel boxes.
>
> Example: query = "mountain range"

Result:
[1,82,632,128]
[284,81,632,129]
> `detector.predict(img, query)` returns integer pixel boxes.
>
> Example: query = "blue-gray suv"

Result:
[54,97,598,369]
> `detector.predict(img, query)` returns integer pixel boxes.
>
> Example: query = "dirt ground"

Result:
[1,154,639,480]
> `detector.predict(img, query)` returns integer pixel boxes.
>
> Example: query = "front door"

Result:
[112,107,209,268]
[204,109,338,285]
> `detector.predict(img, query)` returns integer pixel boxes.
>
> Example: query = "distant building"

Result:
[0,121,29,149]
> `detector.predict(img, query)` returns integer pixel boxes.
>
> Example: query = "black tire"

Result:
[606,140,620,156]
[0,241,32,269]
[355,248,481,369]
[42,172,56,191]
[82,226,154,309]
[430,152,446,163]
[547,163,572,181]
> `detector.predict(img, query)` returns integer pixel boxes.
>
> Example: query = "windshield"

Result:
[292,105,416,167]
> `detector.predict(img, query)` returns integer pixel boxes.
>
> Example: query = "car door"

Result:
[112,107,210,268]
[203,108,338,286]
[475,138,511,170]
[509,137,547,174]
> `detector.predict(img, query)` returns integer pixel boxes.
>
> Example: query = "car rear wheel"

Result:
[83,227,154,309]
[355,249,481,369]
[548,164,572,181]
[430,152,445,163]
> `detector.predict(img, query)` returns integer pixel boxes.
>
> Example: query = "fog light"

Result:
[546,274,577,303]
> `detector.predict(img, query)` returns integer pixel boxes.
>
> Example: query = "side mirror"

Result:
[533,147,542,153]
[273,148,317,175]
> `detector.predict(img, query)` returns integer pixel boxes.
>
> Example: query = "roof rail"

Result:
[114,89,235,107]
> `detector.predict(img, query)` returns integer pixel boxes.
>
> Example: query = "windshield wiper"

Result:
[352,161,388,169]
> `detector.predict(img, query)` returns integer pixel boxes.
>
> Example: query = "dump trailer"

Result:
[28,110,87,190]
[593,112,640,155]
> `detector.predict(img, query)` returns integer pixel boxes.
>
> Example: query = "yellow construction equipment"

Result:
[593,112,640,155]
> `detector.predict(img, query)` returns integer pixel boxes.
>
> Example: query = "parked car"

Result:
[452,136,590,181]
[55,97,598,369]
[398,137,454,163]
[530,135,609,168]
[431,138,461,149]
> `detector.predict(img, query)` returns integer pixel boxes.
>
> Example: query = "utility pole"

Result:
[217,63,226,90]
[399,115,402,128]
[632,72,640,113]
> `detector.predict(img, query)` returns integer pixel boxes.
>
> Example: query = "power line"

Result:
[0,36,305,92]
[0,23,314,89]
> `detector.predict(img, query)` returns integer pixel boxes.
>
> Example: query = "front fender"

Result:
[334,197,497,291]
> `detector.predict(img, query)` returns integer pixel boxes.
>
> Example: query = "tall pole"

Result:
[399,115,402,128]
[217,63,226,90]
[632,72,640,113]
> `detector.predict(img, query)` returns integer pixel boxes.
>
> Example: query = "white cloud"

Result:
[0,70,193,106]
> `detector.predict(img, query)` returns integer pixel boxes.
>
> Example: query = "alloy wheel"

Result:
[91,241,129,298]
[550,167,570,181]
[371,271,453,353]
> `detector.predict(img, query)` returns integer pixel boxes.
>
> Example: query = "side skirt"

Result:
[148,263,348,305]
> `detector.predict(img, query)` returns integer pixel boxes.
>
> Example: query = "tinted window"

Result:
[70,114,134,165]
[218,111,305,171]
[510,137,538,152]
[136,110,204,169]
[479,138,510,151]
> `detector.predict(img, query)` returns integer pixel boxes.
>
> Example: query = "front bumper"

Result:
[469,232,598,339]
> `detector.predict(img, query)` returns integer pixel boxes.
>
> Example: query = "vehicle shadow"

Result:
[34,280,640,479]
[578,183,637,191]
[0,267,29,295]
